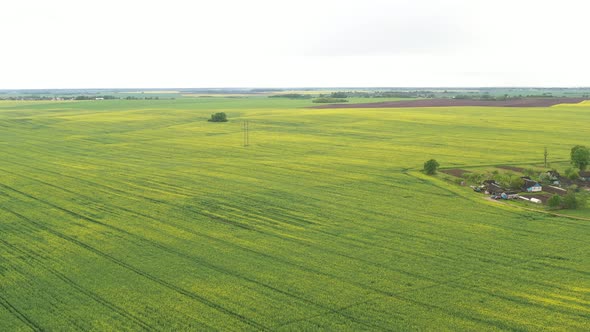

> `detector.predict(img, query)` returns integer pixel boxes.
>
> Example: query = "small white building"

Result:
[523,179,542,192]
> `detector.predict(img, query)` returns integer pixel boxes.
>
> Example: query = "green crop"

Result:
[0,99,589,330]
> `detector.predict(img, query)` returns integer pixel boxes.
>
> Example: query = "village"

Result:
[440,166,590,208]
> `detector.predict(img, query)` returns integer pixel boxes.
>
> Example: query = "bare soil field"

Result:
[310,98,587,109]
[440,168,471,177]
[543,185,568,196]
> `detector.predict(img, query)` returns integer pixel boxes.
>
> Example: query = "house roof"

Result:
[523,179,541,188]
[579,171,590,177]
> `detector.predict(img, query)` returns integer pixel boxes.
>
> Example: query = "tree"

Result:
[570,145,590,171]
[208,112,228,122]
[523,168,536,178]
[563,192,579,209]
[423,159,440,175]
[509,177,524,190]
[562,190,587,209]
[547,195,562,209]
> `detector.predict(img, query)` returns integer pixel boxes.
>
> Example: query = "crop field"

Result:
[0,98,589,330]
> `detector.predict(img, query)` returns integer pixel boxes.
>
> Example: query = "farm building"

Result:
[523,179,542,192]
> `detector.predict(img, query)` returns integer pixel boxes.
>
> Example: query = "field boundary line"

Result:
[484,197,590,222]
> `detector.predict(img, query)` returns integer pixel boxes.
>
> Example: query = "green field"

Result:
[1,98,589,331]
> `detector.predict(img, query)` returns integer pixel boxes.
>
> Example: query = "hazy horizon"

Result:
[2,86,590,91]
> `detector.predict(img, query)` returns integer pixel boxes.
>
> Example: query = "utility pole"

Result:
[544,147,548,168]
[243,120,249,147]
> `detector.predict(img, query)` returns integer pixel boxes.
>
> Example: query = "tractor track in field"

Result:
[0,238,154,332]
[1,172,532,330]
[0,207,391,332]
[0,293,41,332]
[3,154,587,266]
[0,162,534,273]
[3,158,588,330]
[0,183,393,331]
[0,205,261,331]
[2,161,585,302]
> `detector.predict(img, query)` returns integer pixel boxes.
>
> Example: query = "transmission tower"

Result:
[243,120,249,147]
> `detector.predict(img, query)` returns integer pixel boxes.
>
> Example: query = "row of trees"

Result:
[548,190,587,209]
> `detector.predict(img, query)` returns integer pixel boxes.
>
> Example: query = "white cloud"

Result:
[0,0,589,88]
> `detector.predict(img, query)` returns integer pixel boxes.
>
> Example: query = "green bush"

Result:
[509,177,525,190]
[423,159,440,175]
[208,112,228,122]
[547,195,562,209]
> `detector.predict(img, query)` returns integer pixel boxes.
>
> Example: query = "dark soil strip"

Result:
[309,98,588,109]
[440,169,471,178]
[522,194,550,204]
[496,165,526,173]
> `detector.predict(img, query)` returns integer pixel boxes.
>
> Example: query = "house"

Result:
[523,179,542,192]
[579,171,590,181]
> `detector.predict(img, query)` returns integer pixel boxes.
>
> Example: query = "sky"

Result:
[1,0,589,88]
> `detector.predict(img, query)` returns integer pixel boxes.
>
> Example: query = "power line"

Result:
[243,120,249,147]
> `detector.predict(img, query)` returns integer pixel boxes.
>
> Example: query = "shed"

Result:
[579,171,590,181]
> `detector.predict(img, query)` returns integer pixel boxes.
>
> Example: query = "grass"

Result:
[0,98,589,330]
